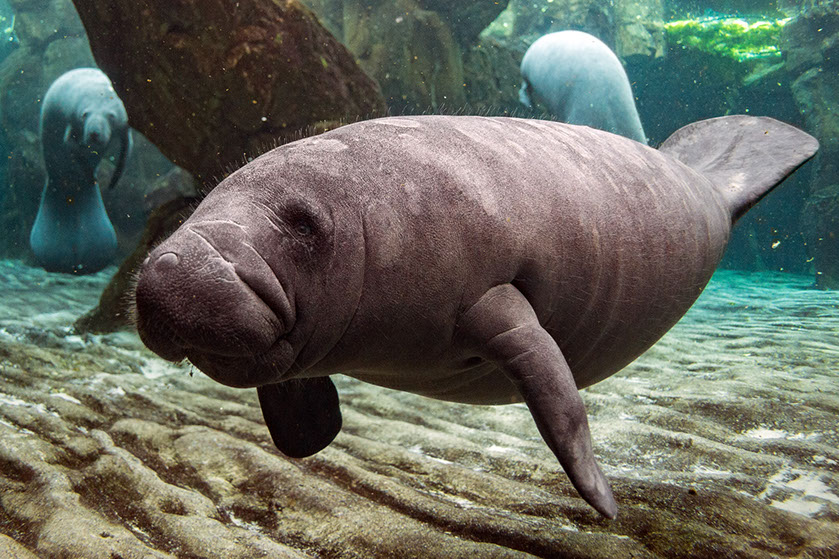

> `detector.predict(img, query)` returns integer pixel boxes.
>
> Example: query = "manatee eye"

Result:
[276,199,333,261]
[280,201,321,239]
[294,222,313,236]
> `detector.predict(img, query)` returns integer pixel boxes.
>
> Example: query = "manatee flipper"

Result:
[257,377,342,459]
[660,115,819,221]
[63,123,74,145]
[107,126,132,190]
[519,81,532,108]
[457,284,617,519]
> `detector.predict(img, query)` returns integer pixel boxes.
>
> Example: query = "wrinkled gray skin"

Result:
[135,115,817,519]
[520,30,647,144]
[31,67,132,274]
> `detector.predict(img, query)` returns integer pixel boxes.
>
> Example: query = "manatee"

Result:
[134,115,817,518]
[520,30,647,143]
[31,67,133,274]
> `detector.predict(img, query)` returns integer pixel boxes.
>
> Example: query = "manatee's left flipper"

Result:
[107,126,133,190]
[257,377,342,459]
[63,123,74,145]
[519,81,533,108]
[457,284,617,519]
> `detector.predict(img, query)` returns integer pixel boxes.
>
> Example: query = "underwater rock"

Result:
[0,535,40,559]
[417,0,508,47]
[71,0,387,180]
[614,0,665,59]
[343,0,466,114]
[304,0,504,50]
[462,38,524,114]
[8,0,86,44]
[502,0,613,44]
[493,0,664,61]
[2,261,839,556]
[781,5,839,288]
[304,0,500,114]
[75,193,199,334]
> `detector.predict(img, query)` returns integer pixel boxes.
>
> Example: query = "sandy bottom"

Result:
[0,259,837,558]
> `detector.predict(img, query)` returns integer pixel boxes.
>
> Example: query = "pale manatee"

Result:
[134,115,817,518]
[31,67,133,274]
[520,30,647,143]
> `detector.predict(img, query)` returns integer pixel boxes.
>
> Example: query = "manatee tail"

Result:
[659,115,818,222]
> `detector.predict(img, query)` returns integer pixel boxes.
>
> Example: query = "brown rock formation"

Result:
[343,0,467,114]
[417,0,508,47]
[304,0,508,114]
[71,0,387,180]
[782,5,839,288]
[499,0,664,60]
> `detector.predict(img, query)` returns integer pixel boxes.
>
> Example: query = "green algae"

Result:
[665,17,791,62]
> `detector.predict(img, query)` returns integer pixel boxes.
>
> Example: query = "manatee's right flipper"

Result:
[456,284,617,518]
[107,126,133,190]
[659,115,818,221]
[257,377,342,459]
[519,81,533,108]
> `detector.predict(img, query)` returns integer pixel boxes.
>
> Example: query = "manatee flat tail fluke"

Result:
[659,115,819,222]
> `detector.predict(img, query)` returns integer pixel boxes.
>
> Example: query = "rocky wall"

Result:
[343,0,468,113]
[781,4,839,288]
[490,0,665,59]
[302,0,508,114]
[71,0,387,181]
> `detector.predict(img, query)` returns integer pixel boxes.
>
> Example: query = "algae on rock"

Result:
[665,16,790,61]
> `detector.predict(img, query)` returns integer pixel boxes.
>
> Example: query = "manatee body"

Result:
[31,67,133,274]
[134,115,817,518]
[520,30,647,143]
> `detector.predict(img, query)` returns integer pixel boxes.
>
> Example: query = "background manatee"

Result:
[134,115,816,518]
[520,30,647,144]
[31,67,132,274]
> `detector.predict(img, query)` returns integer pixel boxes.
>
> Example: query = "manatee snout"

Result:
[82,112,112,152]
[135,222,295,378]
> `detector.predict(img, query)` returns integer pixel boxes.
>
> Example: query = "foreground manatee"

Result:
[135,115,817,518]
[31,68,132,274]
[520,30,647,143]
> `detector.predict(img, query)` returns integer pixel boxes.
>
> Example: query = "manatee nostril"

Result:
[155,252,180,268]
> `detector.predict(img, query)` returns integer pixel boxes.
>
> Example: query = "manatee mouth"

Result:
[134,221,297,385]
[184,337,299,388]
